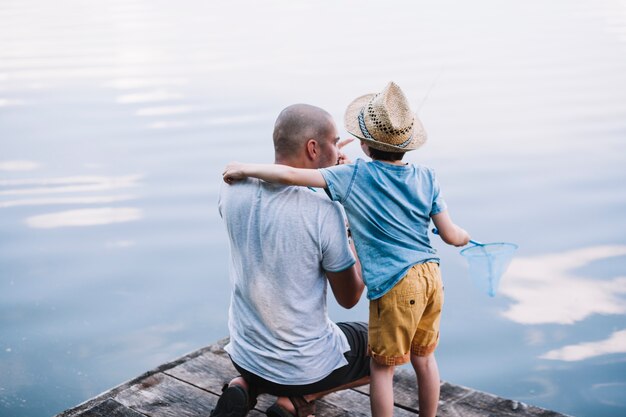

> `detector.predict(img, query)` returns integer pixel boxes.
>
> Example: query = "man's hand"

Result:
[222,162,247,184]
[337,137,355,165]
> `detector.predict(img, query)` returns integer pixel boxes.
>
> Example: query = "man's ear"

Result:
[305,139,319,161]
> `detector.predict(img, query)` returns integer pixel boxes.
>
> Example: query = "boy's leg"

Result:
[370,359,395,417]
[368,274,425,417]
[410,353,440,417]
[409,262,444,417]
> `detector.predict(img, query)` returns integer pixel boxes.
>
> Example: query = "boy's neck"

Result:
[372,158,407,166]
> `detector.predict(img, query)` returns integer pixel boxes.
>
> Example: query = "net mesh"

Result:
[460,242,518,297]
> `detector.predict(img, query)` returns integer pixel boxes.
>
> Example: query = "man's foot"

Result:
[209,383,254,417]
[266,396,315,417]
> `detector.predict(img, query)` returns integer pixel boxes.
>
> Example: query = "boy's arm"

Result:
[223,162,327,188]
[431,210,470,247]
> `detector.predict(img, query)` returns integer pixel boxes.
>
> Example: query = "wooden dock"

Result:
[56,338,570,417]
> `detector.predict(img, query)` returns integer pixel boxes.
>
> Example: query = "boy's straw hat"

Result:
[344,82,427,153]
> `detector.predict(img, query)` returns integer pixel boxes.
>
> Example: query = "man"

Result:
[215,104,370,417]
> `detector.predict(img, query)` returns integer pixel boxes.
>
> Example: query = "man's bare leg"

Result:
[274,375,370,416]
[227,376,248,390]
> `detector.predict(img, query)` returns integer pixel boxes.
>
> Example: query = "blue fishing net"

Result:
[460,242,518,297]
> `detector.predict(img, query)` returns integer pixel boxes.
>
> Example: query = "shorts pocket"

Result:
[399,284,420,310]
[398,271,426,311]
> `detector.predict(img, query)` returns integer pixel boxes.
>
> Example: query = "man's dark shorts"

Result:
[231,322,370,397]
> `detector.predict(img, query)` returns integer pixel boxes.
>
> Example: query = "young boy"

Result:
[223,82,470,417]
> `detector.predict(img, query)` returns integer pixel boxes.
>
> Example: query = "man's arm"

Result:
[431,210,470,247]
[326,264,364,309]
[223,162,327,188]
[326,236,364,309]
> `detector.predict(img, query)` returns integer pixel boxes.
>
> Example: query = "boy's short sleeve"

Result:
[430,168,448,216]
[319,162,359,203]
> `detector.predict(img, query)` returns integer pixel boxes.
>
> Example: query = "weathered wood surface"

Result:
[57,338,571,417]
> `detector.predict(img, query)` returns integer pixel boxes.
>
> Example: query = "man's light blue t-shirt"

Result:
[320,159,447,300]
[218,179,355,385]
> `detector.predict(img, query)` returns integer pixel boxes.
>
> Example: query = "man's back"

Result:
[218,178,355,385]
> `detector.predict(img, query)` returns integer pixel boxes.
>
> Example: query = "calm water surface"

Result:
[1,1,626,416]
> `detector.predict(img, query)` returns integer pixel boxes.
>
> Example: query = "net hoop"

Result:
[460,242,518,258]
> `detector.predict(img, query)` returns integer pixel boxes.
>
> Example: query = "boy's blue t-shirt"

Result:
[319,159,447,300]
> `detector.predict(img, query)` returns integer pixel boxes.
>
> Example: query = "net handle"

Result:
[432,228,483,246]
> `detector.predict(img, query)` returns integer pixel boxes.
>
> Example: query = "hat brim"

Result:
[344,93,427,153]
[344,93,375,140]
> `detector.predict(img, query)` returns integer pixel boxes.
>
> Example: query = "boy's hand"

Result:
[223,162,247,184]
[337,137,355,165]
[454,229,471,247]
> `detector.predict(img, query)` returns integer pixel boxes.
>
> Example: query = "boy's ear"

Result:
[360,141,371,157]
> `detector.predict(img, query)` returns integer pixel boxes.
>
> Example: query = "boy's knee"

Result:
[411,352,436,369]
[370,358,396,373]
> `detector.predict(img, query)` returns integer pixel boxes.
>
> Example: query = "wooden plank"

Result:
[355,368,571,417]
[438,387,568,417]
[78,399,147,417]
[165,348,381,416]
[164,346,234,393]
[57,338,571,417]
[163,346,278,414]
[323,389,419,417]
[113,369,267,417]
[352,367,419,412]
[318,390,370,416]
[114,373,217,417]
[165,344,413,415]
[55,345,217,417]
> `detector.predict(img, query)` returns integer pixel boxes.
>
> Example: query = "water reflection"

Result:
[590,382,626,407]
[0,195,134,209]
[500,246,626,367]
[135,105,194,116]
[105,77,188,90]
[105,240,136,248]
[541,329,626,362]
[0,173,144,228]
[147,114,271,130]
[0,174,142,196]
[500,245,626,325]
[116,91,184,104]
[0,98,24,107]
[0,160,40,171]
[25,207,142,229]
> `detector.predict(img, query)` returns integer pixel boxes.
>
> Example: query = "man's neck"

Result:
[275,156,313,169]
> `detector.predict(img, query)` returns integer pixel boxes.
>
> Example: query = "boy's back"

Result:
[320,159,447,300]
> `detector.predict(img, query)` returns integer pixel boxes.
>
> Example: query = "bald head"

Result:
[273,104,335,162]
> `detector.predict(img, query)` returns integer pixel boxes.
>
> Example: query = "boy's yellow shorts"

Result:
[368,262,444,366]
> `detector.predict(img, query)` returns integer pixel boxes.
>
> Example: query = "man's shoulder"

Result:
[220,177,258,192]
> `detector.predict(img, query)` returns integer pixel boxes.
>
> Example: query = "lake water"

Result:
[1,0,626,416]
